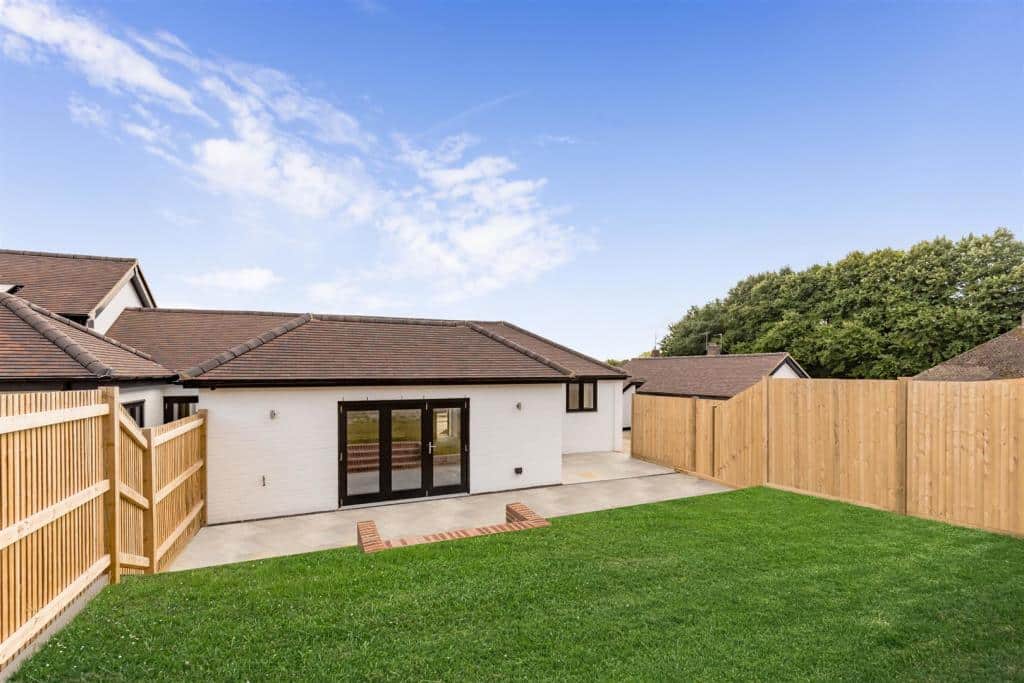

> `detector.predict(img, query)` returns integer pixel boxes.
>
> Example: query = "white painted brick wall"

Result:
[200,384,566,524]
[562,380,624,454]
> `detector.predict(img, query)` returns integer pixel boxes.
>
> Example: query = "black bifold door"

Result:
[339,399,468,506]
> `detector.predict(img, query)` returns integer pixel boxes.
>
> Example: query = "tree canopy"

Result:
[659,229,1024,378]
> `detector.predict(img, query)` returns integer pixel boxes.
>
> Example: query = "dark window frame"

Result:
[163,396,198,423]
[122,399,145,427]
[566,380,598,413]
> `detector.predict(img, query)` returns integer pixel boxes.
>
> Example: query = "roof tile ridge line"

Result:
[630,352,790,360]
[10,294,167,365]
[119,306,303,316]
[181,313,313,379]
[0,293,115,378]
[463,321,575,377]
[311,313,460,326]
[0,248,136,262]
[488,321,627,376]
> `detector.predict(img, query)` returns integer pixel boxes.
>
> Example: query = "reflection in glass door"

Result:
[391,408,423,493]
[430,406,463,490]
[344,409,381,499]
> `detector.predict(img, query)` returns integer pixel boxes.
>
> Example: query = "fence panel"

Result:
[908,380,1024,535]
[768,379,904,511]
[0,390,110,669]
[631,394,695,471]
[714,381,766,487]
[148,411,206,573]
[118,407,150,576]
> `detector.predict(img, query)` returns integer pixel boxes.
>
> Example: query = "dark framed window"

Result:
[164,396,198,423]
[566,381,597,413]
[122,400,145,427]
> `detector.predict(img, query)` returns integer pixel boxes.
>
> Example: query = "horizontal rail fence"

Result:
[0,388,207,669]
[632,376,1024,536]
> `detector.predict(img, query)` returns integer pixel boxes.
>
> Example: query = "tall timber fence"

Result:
[632,376,1024,536]
[0,388,207,669]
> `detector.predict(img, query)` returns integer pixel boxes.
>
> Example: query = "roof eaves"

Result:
[464,321,575,377]
[181,313,313,379]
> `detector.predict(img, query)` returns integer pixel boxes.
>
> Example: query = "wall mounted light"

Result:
[516,402,522,410]
[269,409,278,419]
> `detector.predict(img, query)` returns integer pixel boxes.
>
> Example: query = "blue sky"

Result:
[0,0,1020,360]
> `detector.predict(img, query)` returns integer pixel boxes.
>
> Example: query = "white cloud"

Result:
[192,76,381,220]
[307,277,395,312]
[536,134,579,146]
[4,0,583,305]
[67,94,106,127]
[0,0,206,118]
[2,30,39,62]
[185,267,283,292]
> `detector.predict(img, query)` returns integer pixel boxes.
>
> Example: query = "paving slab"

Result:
[170,453,728,571]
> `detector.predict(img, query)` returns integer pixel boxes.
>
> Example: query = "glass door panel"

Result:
[391,408,423,492]
[345,410,381,497]
[431,406,462,489]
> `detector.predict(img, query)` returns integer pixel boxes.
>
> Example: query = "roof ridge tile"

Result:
[181,313,313,379]
[0,248,136,263]
[464,321,575,376]
[480,321,627,376]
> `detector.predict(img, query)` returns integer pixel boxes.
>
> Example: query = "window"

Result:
[122,400,145,427]
[566,381,597,413]
[163,396,198,423]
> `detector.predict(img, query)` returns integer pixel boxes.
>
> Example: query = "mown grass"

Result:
[14,487,1024,681]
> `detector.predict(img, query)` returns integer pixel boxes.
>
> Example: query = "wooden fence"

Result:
[0,388,207,669]
[632,376,1024,536]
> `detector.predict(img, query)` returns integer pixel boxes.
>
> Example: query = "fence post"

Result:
[762,375,771,485]
[100,386,121,584]
[198,409,209,526]
[895,377,909,515]
[141,427,158,574]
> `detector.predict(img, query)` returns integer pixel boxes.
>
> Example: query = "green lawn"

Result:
[14,488,1024,681]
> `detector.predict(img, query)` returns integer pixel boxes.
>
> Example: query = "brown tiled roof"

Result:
[621,353,805,399]
[472,321,626,379]
[915,325,1024,381]
[183,314,572,385]
[0,293,175,382]
[106,308,301,373]
[0,249,144,317]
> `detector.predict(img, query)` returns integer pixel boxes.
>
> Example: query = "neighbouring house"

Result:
[0,292,176,426]
[0,249,156,333]
[107,308,626,523]
[619,344,808,429]
[915,316,1024,381]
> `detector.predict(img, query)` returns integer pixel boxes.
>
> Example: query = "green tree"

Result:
[659,229,1024,378]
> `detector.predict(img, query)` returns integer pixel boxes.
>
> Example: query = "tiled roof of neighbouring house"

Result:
[107,308,620,385]
[621,353,806,399]
[0,293,175,382]
[107,308,302,373]
[914,324,1024,381]
[0,248,150,317]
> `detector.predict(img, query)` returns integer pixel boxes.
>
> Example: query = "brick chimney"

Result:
[706,342,722,356]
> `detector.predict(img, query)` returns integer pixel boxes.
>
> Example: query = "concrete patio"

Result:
[170,447,728,571]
